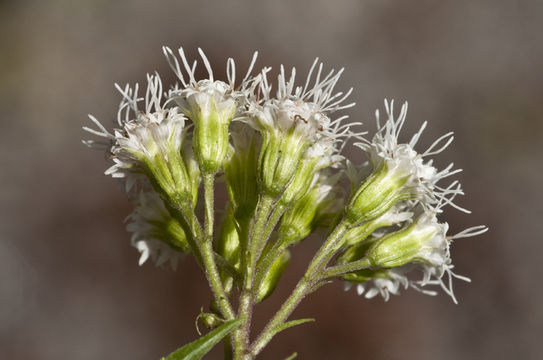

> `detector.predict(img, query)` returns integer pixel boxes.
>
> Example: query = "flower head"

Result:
[247,59,359,197]
[84,74,194,200]
[346,99,467,224]
[343,206,487,303]
[126,191,190,269]
[163,47,260,173]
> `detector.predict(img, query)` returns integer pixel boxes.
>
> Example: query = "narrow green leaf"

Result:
[269,318,315,339]
[163,317,244,360]
[284,352,298,360]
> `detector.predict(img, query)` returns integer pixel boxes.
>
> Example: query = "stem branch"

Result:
[172,177,235,321]
[321,257,372,280]
[250,219,350,356]
[233,195,275,360]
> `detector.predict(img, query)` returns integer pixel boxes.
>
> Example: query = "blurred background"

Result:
[1,0,542,359]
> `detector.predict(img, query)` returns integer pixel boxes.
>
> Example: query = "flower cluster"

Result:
[338,100,487,303]
[84,47,486,313]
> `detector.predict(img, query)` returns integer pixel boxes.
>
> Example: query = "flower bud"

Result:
[248,60,354,198]
[346,162,414,225]
[279,174,342,244]
[366,213,448,269]
[225,124,260,219]
[197,308,223,330]
[176,81,237,174]
[343,205,413,246]
[217,208,241,267]
[258,128,307,197]
[280,157,320,206]
[216,208,242,293]
[256,250,290,303]
[181,138,201,208]
[95,75,195,203]
[163,47,256,174]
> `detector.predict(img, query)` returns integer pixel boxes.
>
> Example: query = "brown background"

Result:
[1,0,542,359]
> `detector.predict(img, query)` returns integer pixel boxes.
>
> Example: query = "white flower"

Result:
[163,47,261,173]
[163,47,260,112]
[249,59,360,155]
[354,99,468,214]
[344,269,411,302]
[126,191,189,270]
[83,74,190,195]
[345,212,487,303]
[246,60,361,197]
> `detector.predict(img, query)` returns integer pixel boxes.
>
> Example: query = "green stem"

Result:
[254,277,311,357]
[224,335,233,360]
[262,202,288,248]
[250,219,350,357]
[173,190,235,321]
[165,202,204,267]
[249,195,277,269]
[254,239,289,291]
[233,195,275,360]
[253,203,289,287]
[321,257,372,280]
[203,173,215,246]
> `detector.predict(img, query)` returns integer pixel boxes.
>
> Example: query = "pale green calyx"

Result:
[346,161,415,224]
[351,100,469,218]
[84,74,195,202]
[181,139,201,208]
[366,213,449,269]
[163,47,260,174]
[256,250,291,302]
[258,127,308,197]
[344,205,413,246]
[280,141,342,206]
[247,60,355,198]
[225,124,260,219]
[174,79,236,174]
[217,207,241,294]
[279,173,342,244]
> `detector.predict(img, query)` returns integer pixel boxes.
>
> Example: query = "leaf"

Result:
[269,318,315,339]
[284,352,298,360]
[162,317,244,360]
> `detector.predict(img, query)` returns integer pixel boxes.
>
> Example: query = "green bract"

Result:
[346,162,413,225]
[225,125,260,219]
[258,128,308,198]
[256,250,290,302]
[366,213,448,269]
[177,82,237,174]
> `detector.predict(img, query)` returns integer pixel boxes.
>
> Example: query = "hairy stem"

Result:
[203,173,215,247]
[233,195,275,360]
[261,202,288,250]
[321,257,372,280]
[174,184,235,321]
[250,219,350,356]
[253,203,289,287]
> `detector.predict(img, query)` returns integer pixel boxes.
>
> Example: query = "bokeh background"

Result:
[1,0,542,359]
